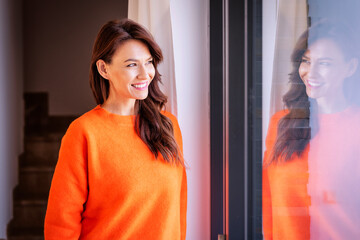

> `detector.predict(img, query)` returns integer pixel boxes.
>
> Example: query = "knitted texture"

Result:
[45,106,187,240]
[263,107,360,239]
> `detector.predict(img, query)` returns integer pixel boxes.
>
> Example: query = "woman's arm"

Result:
[44,122,89,239]
[262,166,273,240]
[164,111,188,240]
[262,111,286,240]
[180,167,187,240]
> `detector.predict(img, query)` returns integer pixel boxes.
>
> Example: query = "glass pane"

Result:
[262,0,360,239]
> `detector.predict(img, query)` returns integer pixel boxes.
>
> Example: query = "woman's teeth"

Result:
[132,83,147,88]
[308,80,321,87]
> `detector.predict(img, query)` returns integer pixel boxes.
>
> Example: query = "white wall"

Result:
[0,0,23,237]
[170,0,211,239]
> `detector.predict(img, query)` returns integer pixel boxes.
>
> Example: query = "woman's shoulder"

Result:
[268,109,289,126]
[161,110,179,125]
[161,110,182,141]
[161,110,176,118]
[272,109,289,118]
[65,106,104,135]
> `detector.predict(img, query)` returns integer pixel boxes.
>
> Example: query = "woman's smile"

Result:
[298,38,357,113]
[131,81,149,90]
[306,79,323,88]
[97,39,156,115]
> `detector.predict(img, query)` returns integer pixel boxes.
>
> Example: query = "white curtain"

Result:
[263,0,307,154]
[128,0,177,116]
[269,0,307,115]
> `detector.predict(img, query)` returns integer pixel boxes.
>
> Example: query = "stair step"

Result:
[8,93,76,240]
[7,225,44,240]
[17,166,54,196]
[19,153,58,168]
[24,137,61,162]
[25,132,64,141]
[13,187,49,202]
[8,236,44,240]
[15,199,47,206]
[20,166,54,173]
[9,201,47,229]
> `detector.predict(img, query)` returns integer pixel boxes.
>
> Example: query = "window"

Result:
[211,0,360,239]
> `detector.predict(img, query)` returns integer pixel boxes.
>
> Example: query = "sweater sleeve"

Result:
[178,126,187,240]
[164,111,188,240]
[171,114,187,240]
[180,167,187,240]
[262,167,273,240]
[44,121,89,239]
[262,110,286,240]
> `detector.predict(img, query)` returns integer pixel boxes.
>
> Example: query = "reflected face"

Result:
[105,39,155,103]
[299,38,353,101]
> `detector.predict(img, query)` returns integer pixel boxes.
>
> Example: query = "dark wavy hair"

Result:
[89,19,182,164]
[270,20,360,163]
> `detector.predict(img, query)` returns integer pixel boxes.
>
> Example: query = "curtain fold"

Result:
[128,0,177,116]
[270,0,308,115]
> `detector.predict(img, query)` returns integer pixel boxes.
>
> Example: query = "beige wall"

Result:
[23,0,128,115]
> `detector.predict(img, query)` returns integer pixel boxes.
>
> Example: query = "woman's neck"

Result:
[316,95,349,114]
[101,96,136,116]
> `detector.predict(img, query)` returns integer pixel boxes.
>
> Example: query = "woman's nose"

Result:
[308,63,318,78]
[137,65,149,79]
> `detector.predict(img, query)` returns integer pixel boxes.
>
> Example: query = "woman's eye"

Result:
[301,59,310,64]
[319,61,331,66]
[127,63,136,67]
[146,60,153,65]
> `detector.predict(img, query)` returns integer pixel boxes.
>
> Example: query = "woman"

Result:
[44,19,187,239]
[263,20,360,239]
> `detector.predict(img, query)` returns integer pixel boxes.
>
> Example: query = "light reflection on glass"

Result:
[262,2,360,239]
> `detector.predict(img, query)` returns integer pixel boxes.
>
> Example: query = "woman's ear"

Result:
[96,59,110,80]
[346,58,359,78]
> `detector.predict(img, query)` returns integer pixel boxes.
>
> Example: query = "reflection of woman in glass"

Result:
[44,19,187,239]
[263,20,360,239]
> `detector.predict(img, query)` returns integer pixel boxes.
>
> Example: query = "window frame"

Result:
[210,0,263,239]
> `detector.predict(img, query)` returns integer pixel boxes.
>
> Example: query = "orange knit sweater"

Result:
[262,110,311,240]
[263,107,360,240]
[44,106,187,240]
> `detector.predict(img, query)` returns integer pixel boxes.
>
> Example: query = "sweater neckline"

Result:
[317,105,358,120]
[94,105,136,125]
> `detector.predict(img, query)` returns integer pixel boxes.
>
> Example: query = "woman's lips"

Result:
[307,80,323,87]
[131,82,148,90]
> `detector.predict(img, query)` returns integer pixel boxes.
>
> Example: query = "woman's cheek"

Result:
[298,64,307,80]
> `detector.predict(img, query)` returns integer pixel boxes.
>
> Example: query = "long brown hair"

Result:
[270,20,360,164]
[90,19,182,164]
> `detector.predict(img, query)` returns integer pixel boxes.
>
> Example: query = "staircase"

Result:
[7,93,77,240]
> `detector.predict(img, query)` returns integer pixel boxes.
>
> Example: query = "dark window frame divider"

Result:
[210,0,225,239]
[210,0,262,239]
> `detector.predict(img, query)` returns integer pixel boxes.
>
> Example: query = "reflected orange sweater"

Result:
[263,108,360,239]
[44,106,187,240]
[262,110,311,240]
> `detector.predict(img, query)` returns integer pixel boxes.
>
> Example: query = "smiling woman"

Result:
[263,20,360,240]
[44,19,187,240]
[298,38,358,114]
[96,39,155,115]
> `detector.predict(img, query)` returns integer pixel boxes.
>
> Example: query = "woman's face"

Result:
[299,38,355,102]
[103,39,155,105]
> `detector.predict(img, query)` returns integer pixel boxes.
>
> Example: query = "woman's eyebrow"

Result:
[318,57,333,61]
[124,56,153,62]
[124,58,138,62]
